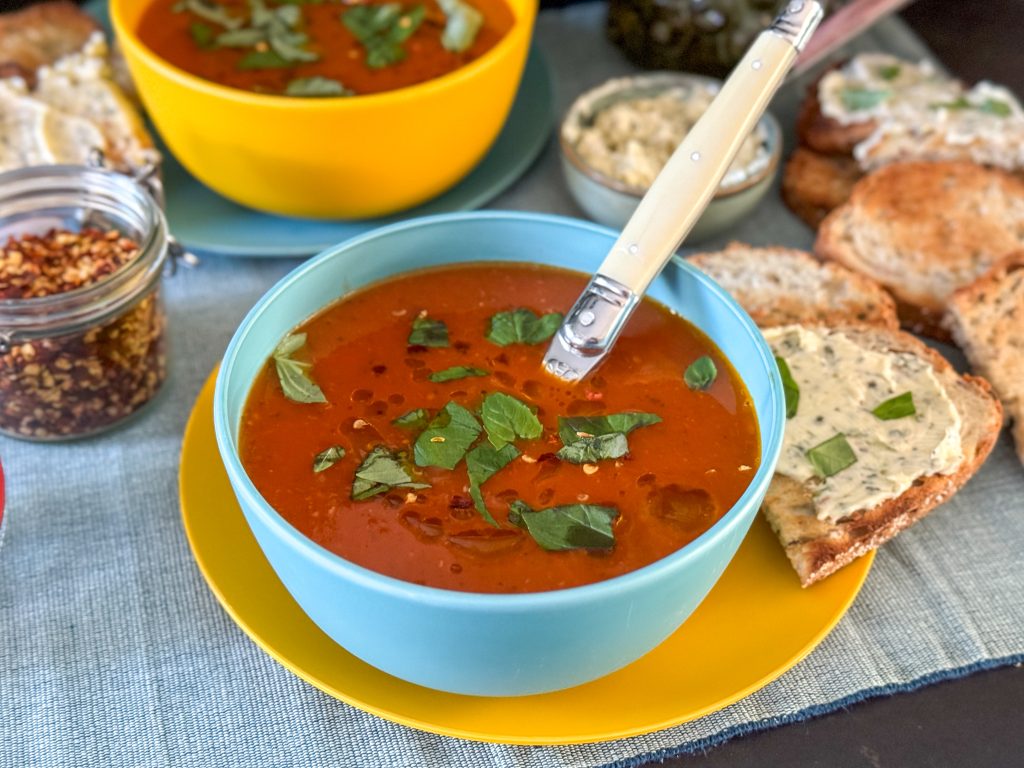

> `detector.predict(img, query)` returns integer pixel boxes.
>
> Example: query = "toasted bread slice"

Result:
[795,73,877,157]
[781,147,864,228]
[815,161,1024,339]
[688,243,898,330]
[0,2,99,86]
[762,324,1002,587]
[946,253,1024,465]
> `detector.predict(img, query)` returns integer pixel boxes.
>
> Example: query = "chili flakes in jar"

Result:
[0,227,168,440]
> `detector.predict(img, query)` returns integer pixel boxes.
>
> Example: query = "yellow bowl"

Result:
[110,0,537,219]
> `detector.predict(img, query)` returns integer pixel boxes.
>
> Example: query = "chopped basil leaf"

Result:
[237,49,291,69]
[485,308,563,346]
[272,332,326,404]
[172,0,243,30]
[392,408,431,430]
[555,433,628,464]
[684,355,717,391]
[775,356,799,419]
[872,391,916,421]
[413,401,481,469]
[466,443,519,527]
[437,0,483,53]
[806,433,858,478]
[979,98,1012,117]
[343,3,425,69]
[508,500,619,551]
[189,21,216,48]
[841,87,890,111]
[428,365,488,383]
[878,64,901,80]
[215,27,266,47]
[285,76,351,97]
[267,21,319,63]
[352,446,429,500]
[480,392,543,449]
[313,445,345,473]
[557,412,661,445]
[930,96,971,111]
[407,316,449,347]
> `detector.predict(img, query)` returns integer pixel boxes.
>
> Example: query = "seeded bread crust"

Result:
[781,147,864,229]
[814,161,1024,340]
[0,2,99,87]
[945,252,1024,466]
[762,324,1003,587]
[688,243,898,330]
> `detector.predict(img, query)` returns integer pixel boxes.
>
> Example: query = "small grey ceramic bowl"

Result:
[560,72,782,240]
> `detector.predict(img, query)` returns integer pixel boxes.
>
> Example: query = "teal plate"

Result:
[86,1,554,258]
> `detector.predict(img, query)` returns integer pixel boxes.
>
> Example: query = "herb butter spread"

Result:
[565,77,769,190]
[817,53,1024,172]
[764,326,964,523]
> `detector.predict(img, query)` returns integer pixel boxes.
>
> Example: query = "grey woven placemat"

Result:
[2,4,1022,767]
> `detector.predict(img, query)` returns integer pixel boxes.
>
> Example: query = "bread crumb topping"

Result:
[764,325,963,523]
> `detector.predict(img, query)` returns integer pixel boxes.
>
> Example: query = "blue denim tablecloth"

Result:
[2,4,1023,767]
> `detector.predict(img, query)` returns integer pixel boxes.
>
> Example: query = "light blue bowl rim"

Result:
[213,210,785,610]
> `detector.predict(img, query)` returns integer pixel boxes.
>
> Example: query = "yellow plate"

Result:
[180,369,872,745]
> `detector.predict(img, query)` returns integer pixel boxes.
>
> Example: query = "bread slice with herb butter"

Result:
[945,252,1024,466]
[688,243,898,330]
[761,323,1002,587]
[815,161,1024,340]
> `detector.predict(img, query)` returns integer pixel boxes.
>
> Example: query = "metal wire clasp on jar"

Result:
[0,165,170,441]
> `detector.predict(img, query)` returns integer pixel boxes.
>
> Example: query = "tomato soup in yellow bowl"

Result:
[213,213,786,696]
[111,0,535,217]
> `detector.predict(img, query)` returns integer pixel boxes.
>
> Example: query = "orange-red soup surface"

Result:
[239,264,760,593]
[137,0,514,96]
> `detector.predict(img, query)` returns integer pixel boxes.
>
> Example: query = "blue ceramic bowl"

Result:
[214,212,785,697]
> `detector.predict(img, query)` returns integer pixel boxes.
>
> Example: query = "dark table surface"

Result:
[7,0,1024,765]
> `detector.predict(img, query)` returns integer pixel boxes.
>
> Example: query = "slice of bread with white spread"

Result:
[946,253,1024,466]
[815,161,1024,340]
[761,324,1002,587]
[688,243,899,330]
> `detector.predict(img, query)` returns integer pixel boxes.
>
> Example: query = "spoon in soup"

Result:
[544,1,824,383]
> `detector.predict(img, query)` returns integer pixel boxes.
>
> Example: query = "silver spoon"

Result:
[544,1,824,383]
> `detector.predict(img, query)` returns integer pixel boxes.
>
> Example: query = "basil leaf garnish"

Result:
[189,21,216,48]
[872,391,916,421]
[930,96,971,111]
[215,27,266,47]
[466,443,519,527]
[392,408,431,430]
[313,445,345,473]
[343,3,425,69]
[979,98,1012,117]
[806,433,858,478]
[775,356,799,419]
[172,0,243,30]
[684,355,717,391]
[485,308,563,346]
[267,22,319,63]
[878,64,901,80]
[556,433,628,464]
[557,412,661,445]
[480,392,543,449]
[413,402,481,469]
[238,49,291,69]
[428,366,488,383]
[352,446,430,500]
[272,332,326,404]
[437,0,483,53]
[508,500,619,552]
[285,76,351,97]
[841,87,890,111]
[408,316,449,347]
